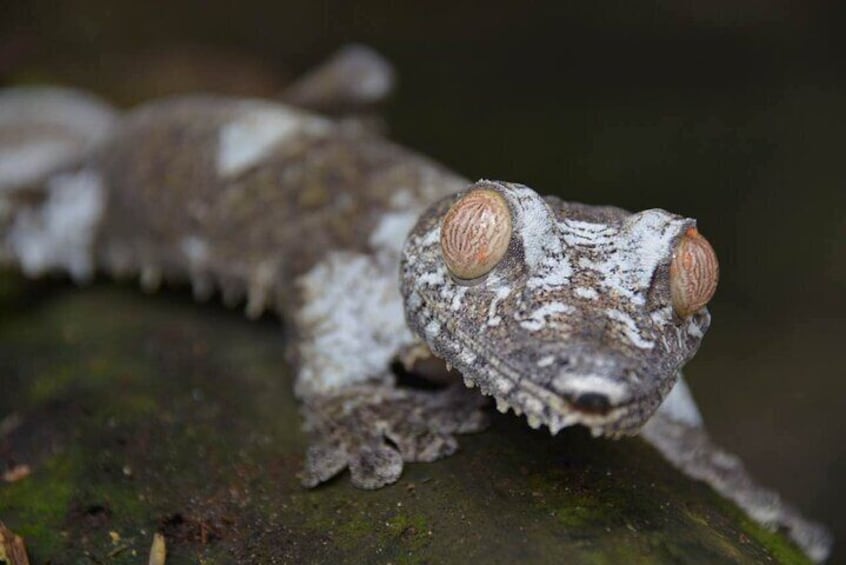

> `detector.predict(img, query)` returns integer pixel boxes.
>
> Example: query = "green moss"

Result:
[1,451,78,556]
[384,512,432,555]
[331,504,376,540]
[554,500,606,529]
[715,497,814,565]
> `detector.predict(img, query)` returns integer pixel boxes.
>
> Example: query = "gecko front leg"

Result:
[293,250,486,489]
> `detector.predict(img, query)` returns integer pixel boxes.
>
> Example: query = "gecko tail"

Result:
[0,86,119,279]
[0,86,118,192]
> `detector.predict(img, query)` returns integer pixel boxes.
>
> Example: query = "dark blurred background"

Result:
[2,0,844,560]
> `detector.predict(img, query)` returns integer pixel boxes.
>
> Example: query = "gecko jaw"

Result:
[426,325,654,438]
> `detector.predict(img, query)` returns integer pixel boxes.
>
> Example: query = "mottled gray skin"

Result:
[94,97,452,307]
[402,181,710,437]
[0,47,832,561]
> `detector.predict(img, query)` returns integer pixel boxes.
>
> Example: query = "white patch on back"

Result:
[294,251,414,395]
[7,169,105,281]
[295,198,434,395]
[217,103,330,177]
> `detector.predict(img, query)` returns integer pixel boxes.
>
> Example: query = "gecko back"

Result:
[0,87,463,319]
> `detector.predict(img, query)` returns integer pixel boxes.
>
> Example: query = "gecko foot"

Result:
[300,384,488,489]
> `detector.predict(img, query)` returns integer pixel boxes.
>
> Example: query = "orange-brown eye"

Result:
[670,227,719,317]
[440,189,512,281]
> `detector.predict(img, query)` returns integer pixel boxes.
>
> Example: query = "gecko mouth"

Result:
[395,341,631,431]
[494,370,648,437]
[489,370,642,437]
[423,323,651,437]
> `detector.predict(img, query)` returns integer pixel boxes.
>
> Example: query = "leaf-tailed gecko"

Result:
[0,45,831,561]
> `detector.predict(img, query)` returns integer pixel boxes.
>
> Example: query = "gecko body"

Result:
[0,47,831,561]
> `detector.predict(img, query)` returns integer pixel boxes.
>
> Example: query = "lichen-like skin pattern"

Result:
[0,46,832,562]
[402,180,710,437]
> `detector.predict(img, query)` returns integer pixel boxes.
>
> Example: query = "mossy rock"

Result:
[0,272,809,563]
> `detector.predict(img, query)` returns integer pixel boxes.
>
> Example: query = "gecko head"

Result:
[400,180,718,437]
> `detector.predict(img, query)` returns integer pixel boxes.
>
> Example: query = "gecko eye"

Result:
[440,188,512,281]
[669,227,719,317]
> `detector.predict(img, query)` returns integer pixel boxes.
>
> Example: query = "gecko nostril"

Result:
[572,392,611,415]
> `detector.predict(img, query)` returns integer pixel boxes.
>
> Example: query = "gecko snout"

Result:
[550,360,632,417]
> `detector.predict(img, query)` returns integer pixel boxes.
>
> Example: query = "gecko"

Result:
[0,45,832,561]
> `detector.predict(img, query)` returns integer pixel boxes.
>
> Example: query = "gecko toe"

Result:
[388,428,458,462]
[349,443,404,489]
[300,441,349,488]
